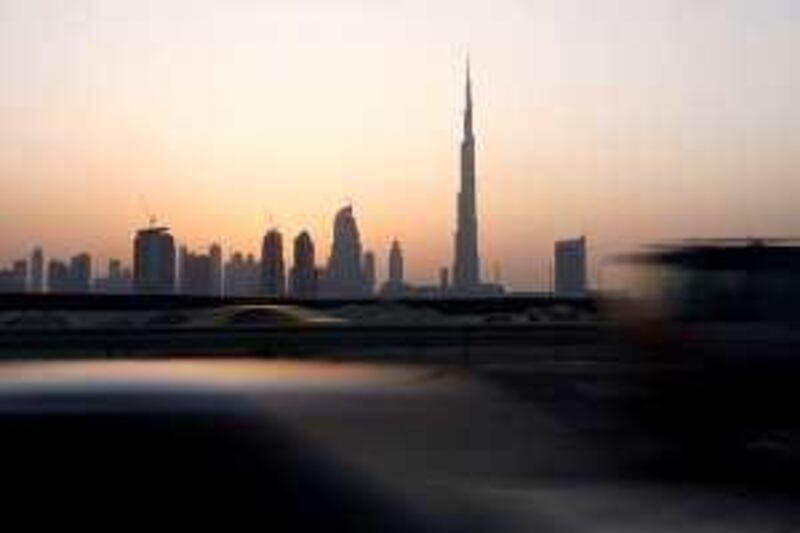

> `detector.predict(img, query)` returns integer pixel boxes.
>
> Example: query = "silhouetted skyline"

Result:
[1,1,799,290]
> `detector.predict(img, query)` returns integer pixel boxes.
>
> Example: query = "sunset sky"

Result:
[1,0,798,289]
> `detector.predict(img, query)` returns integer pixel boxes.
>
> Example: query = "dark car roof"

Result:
[624,243,800,271]
[0,360,472,531]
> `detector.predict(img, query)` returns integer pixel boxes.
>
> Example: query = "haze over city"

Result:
[1,0,798,289]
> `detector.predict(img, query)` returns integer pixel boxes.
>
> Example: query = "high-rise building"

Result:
[224,252,260,297]
[380,239,407,298]
[554,236,588,297]
[43,255,91,293]
[69,253,91,293]
[209,243,222,297]
[47,260,70,293]
[388,240,404,286]
[0,259,28,293]
[260,229,286,297]
[178,245,188,285]
[289,231,317,299]
[453,59,481,293]
[30,247,44,293]
[362,250,375,296]
[179,247,214,296]
[133,226,176,294]
[322,206,369,298]
[94,259,132,294]
[13,260,28,289]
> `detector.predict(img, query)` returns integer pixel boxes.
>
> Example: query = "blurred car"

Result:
[610,239,800,473]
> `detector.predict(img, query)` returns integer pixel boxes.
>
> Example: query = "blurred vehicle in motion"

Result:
[623,238,800,325]
[611,238,800,478]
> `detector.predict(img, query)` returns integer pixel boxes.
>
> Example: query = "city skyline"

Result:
[0,57,593,294]
[1,1,799,290]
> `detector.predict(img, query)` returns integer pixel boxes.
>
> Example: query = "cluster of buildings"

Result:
[0,62,588,299]
[126,205,397,299]
[0,246,133,295]
[0,206,393,298]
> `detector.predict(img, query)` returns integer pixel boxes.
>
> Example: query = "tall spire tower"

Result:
[453,57,480,292]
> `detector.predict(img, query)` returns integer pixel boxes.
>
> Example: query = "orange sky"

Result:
[1,0,799,290]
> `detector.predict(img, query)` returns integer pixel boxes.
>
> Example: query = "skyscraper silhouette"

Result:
[133,226,176,294]
[224,252,260,297]
[261,229,286,297]
[322,205,368,298]
[178,245,189,289]
[0,259,28,293]
[555,236,588,297]
[209,243,222,297]
[30,247,44,293]
[179,247,215,296]
[388,239,404,286]
[290,231,317,299]
[94,258,132,294]
[42,254,90,293]
[47,260,70,293]
[453,59,481,293]
[380,239,406,297]
[362,250,376,296]
[69,253,92,293]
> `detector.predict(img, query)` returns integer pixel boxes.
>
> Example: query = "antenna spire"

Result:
[463,55,473,139]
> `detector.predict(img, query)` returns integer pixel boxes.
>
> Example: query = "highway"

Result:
[0,322,609,358]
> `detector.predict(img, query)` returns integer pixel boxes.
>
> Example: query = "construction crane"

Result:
[138,194,158,228]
